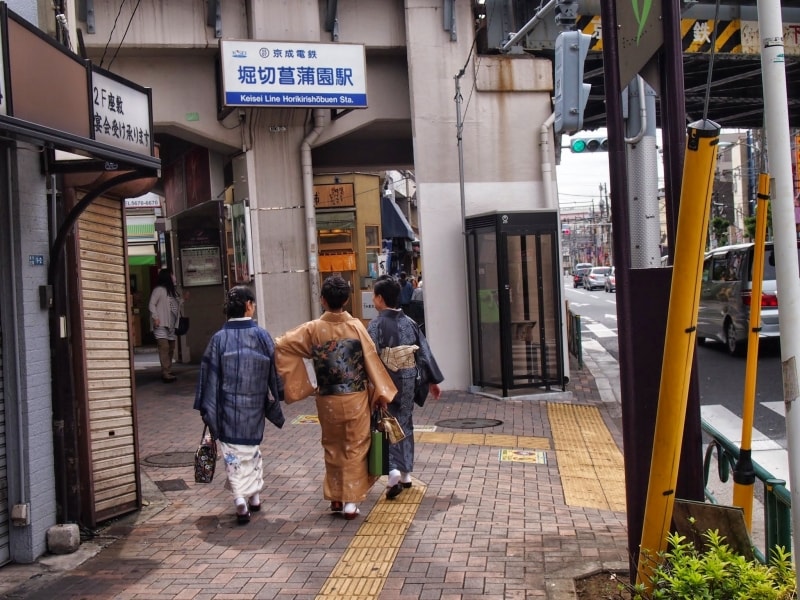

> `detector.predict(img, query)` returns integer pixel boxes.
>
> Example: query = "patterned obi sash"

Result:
[312,338,367,396]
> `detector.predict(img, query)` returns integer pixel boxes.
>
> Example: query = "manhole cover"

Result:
[142,452,196,467]
[154,479,190,492]
[435,418,503,429]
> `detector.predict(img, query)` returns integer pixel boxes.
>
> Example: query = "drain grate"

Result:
[435,418,503,429]
[154,479,190,492]
[142,451,196,467]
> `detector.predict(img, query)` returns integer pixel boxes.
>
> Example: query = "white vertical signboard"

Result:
[91,68,152,155]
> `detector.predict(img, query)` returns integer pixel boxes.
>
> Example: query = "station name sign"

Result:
[220,40,367,108]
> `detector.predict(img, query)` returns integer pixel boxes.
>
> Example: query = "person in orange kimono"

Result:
[275,275,397,520]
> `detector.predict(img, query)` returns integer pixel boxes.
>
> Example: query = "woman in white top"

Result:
[149,268,183,382]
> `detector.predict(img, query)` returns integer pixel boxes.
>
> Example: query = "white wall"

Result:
[405,0,556,389]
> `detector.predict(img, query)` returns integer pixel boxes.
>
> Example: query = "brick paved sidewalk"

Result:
[1,354,629,600]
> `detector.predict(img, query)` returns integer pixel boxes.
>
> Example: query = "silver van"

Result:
[697,242,798,355]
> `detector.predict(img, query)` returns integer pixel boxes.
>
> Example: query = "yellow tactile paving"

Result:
[547,403,626,512]
[415,430,550,450]
[317,404,621,598]
[315,479,425,600]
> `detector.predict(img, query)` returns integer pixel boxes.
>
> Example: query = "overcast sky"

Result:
[555,128,665,215]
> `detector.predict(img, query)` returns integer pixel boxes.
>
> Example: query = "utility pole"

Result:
[757,0,800,568]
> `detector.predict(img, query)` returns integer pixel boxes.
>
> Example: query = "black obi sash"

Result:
[312,338,367,396]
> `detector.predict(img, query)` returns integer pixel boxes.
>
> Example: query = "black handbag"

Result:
[194,425,217,483]
[176,316,190,336]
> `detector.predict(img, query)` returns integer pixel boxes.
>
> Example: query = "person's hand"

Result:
[153,318,160,327]
[430,383,442,400]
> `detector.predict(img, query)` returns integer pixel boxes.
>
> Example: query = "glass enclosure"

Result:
[466,211,565,395]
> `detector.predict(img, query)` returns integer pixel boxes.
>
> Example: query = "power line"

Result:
[99,0,127,68]
[108,0,143,71]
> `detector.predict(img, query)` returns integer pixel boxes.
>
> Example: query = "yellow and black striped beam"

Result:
[577,17,754,55]
[681,19,742,54]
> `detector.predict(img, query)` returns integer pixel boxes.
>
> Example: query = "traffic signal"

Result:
[553,31,591,135]
[570,137,608,153]
[554,0,579,28]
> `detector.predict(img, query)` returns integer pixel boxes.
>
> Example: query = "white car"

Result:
[582,266,612,291]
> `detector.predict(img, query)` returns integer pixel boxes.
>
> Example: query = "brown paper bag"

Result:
[379,409,406,444]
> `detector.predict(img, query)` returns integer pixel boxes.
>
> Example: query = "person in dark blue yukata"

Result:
[398,271,414,311]
[194,286,285,525]
[368,275,443,500]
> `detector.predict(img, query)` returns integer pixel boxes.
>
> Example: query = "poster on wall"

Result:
[361,291,378,320]
[232,202,251,283]
[378,252,391,276]
[181,246,222,286]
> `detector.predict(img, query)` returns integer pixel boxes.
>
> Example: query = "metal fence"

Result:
[566,305,582,368]
[702,419,792,563]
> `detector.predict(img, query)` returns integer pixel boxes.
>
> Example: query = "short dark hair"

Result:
[321,275,350,310]
[374,275,401,308]
[400,271,407,280]
[225,285,255,318]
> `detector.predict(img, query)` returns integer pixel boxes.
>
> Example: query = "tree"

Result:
[711,216,731,248]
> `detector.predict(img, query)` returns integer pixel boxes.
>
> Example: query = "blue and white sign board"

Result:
[91,67,153,155]
[220,40,367,108]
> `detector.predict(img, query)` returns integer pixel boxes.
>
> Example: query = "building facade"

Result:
[0,0,560,564]
[77,0,558,388]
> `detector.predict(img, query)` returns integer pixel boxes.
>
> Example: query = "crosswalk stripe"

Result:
[762,401,785,417]
[585,321,617,338]
[701,404,790,490]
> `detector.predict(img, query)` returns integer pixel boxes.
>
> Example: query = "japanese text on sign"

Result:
[220,40,367,108]
[313,183,355,208]
[91,68,153,155]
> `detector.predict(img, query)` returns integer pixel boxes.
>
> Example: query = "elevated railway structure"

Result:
[477,0,800,129]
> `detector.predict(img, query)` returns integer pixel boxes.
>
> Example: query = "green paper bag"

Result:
[369,428,388,476]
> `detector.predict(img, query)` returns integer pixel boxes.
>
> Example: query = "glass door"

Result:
[504,231,562,388]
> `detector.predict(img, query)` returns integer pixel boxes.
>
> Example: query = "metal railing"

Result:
[702,419,792,563]
[566,306,582,368]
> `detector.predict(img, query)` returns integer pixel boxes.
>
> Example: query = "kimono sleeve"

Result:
[417,329,444,385]
[274,322,317,403]
[194,333,222,437]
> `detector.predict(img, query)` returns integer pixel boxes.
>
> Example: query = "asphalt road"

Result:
[563,277,787,447]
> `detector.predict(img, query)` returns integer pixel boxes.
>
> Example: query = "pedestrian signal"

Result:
[553,31,591,134]
[570,137,608,153]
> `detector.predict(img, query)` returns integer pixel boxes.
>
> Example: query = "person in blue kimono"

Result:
[194,285,285,525]
[367,275,444,500]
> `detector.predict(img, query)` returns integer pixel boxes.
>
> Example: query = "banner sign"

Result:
[220,40,367,108]
[91,67,153,154]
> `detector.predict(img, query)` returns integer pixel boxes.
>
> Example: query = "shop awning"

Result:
[127,243,156,266]
[381,197,415,240]
[128,255,156,266]
[126,220,156,242]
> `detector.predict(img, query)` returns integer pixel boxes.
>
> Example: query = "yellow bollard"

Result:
[731,172,771,531]
[636,120,720,588]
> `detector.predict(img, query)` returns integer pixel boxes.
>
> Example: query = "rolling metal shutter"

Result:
[0,321,9,565]
[76,197,140,525]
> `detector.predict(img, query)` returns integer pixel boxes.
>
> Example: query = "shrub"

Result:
[631,530,796,600]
